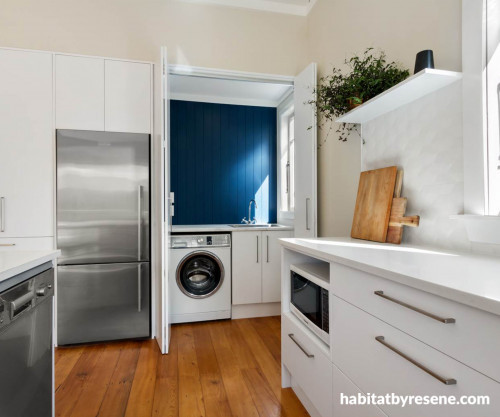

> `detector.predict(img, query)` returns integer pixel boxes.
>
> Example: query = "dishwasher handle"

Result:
[10,290,35,319]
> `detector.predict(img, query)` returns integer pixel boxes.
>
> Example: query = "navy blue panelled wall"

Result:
[171,100,277,225]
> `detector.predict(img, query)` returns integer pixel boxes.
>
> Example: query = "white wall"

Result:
[362,83,468,251]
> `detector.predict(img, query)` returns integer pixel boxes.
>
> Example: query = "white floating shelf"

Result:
[336,68,462,124]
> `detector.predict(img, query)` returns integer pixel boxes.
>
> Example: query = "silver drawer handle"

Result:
[288,333,314,358]
[374,291,455,324]
[0,243,15,247]
[375,336,457,385]
[256,235,259,263]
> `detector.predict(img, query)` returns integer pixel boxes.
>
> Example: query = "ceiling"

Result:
[176,0,317,16]
[170,74,294,107]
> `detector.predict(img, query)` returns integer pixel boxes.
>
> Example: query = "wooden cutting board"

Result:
[386,170,420,244]
[351,166,398,242]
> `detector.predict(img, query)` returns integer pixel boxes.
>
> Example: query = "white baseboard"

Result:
[170,309,231,324]
[231,302,281,319]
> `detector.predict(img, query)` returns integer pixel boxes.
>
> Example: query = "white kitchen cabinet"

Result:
[232,229,292,305]
[332,295,500,417]
[0,49,54,238]
[0,237,54,251]
[55,55,105,130]
[332,363,388,417]
[232,231,262,305]
[105,60,151,134]
[331,262,500,383]
[262,230,291,303]
[282,312,332,417]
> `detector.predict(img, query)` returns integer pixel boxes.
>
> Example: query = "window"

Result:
[280,111,295,213]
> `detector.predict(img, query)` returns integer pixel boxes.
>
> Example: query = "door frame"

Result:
[166,63,297,228]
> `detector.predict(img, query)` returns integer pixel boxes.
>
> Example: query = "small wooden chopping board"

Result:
[351,166,398,242]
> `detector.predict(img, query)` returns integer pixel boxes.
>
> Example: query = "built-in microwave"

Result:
[290,264,329,345]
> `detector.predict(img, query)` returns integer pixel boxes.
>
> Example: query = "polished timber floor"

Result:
[55,316,310,417]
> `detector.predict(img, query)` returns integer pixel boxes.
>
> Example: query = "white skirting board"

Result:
[231,302,281,319]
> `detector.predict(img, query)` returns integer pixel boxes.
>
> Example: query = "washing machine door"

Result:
[176,251,224,299]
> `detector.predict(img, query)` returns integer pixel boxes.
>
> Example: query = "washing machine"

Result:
[169,234,231,323]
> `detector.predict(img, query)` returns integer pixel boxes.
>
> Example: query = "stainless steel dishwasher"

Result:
[0,265,54,417]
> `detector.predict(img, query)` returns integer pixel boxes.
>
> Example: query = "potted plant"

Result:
[312,48,409,142]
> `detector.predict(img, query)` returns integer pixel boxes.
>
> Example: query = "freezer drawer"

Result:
[57,262,150,345]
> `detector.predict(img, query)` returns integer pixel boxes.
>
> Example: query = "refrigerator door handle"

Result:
[137,185,143,261]
[137,264,142,313]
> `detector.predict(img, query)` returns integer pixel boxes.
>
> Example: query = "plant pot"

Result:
[347,97,363,110]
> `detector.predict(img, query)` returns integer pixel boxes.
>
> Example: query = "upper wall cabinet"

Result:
[105,60,151,134]
[0,49,54,238]
[55,55,151,134]
[55,55,105,131]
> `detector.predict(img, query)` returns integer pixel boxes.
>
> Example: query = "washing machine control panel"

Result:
[170,234,231,248]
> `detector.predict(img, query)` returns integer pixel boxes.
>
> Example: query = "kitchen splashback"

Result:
[362,82,500,256]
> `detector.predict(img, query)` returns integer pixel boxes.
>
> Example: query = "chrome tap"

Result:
[248,199,257,224]
[241,199,258,224]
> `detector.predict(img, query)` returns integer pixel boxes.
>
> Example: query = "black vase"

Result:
[414,50,435,74]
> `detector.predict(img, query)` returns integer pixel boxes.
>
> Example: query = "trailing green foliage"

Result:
[311,48,409,143]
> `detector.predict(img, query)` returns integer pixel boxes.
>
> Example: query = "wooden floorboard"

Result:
[55,316,310,417]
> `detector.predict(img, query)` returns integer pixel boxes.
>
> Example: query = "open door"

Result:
[154,46,171,354]
[294,63,318,238]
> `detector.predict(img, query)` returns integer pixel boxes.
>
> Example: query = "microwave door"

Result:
[291,273,322,327]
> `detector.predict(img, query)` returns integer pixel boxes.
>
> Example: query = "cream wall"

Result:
[306,0,462,237]
[0,0,307,75]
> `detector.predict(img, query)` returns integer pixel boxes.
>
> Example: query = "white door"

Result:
[294,63,318,238]
[104,60,151,134]
[55,55,105,130]
[262,230,292,303]
[154,47,171,354]
[0,49,54,238]
[232,231,262,305]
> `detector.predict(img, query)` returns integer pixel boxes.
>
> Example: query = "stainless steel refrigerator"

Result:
[56,129,150,345]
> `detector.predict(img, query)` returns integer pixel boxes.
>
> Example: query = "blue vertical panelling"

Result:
[170,100,277,225]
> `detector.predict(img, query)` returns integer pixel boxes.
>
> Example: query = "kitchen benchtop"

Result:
[280,237,500,316]
[0,250,60,283]
[172,224,294,233]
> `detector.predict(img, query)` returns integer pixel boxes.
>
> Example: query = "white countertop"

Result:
[280,237,500,316]
[172,224,294,233]
[0,250,60,283]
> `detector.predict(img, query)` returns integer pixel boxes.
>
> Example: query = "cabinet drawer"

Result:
[282,312,332,417]
[332,363,388,417]
[331,262,500,382]
[0,237,54,251]
[332,296,500,417]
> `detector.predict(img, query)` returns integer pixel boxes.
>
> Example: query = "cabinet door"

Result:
[294,63,317,238]
[332,363,388,417]
[55,55,105,130]
[105,60,151,134]
[232,231,262,305]
[0,49,54,237]
[262,230,291,303]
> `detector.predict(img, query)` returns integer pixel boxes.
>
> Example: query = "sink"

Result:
[229,224,283,228]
